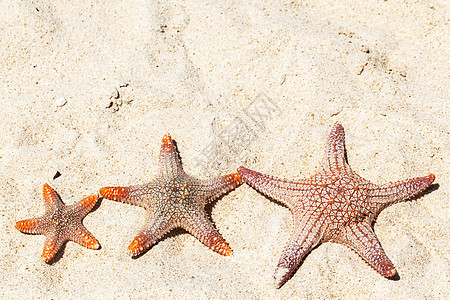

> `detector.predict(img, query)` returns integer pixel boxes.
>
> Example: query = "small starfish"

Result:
[100,134,242,257]
[238,123,435,288]
[15,184,100,263]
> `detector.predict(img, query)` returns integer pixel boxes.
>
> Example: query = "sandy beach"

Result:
[1,1,448,298]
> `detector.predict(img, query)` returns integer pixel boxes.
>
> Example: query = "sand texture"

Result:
[1,1,448,299]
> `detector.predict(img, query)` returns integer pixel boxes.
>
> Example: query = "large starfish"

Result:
[238,123,435,288]
[15,184,100,263]
[100,134,242,257]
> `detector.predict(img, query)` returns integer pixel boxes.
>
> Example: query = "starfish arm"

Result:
[320,122,350,176]
[127,213,178,257]
[15,217,45,235]
[42,184,63,211]
[238,166,312,209]
[196,173,243,205]
[336,222,397,278]
[274,212,324,288]
[69,194,99,220]
[159,134,184,178]
[366,174,435,210]
[100,186,148,208]
[183,210,232,256]
[69,225,100,250]
[42,234,65,263]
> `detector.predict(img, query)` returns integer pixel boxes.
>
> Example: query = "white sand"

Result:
[1,1,448,298]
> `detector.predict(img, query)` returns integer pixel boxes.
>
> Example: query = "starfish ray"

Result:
[238,123,435,288]
[100,134,242,257]
[15,184,100,263]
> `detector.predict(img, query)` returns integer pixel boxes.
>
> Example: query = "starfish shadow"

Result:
[416,182,439,197]
[44,243,67,265]
[250,186,290,210]
[92,196,104,212]
[389,273,401,281]
[172,139,183,165]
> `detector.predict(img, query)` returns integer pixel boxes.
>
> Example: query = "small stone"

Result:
[56,97,67,107]
[53,171,61,180]
[355,64,365,75]
[110,88,120,100]
[359,45,370,53]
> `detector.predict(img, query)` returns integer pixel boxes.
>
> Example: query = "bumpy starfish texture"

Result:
[15,184,100,263]
[100,134,243,257]
[238,123,435,288]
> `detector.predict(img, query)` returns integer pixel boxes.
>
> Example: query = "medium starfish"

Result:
[15,184,100,263]
[100,134,243,257]
[238,123,435,288]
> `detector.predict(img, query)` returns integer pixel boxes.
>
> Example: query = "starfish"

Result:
[15,184,100,263]
[100,134,243,257]
[238,123,435,288]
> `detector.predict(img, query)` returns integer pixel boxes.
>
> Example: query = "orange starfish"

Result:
[100,134,242,257]
[238,123,435,288]
[15,184,100,263]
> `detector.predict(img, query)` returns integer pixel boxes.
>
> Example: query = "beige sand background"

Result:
[1,1,448,298]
